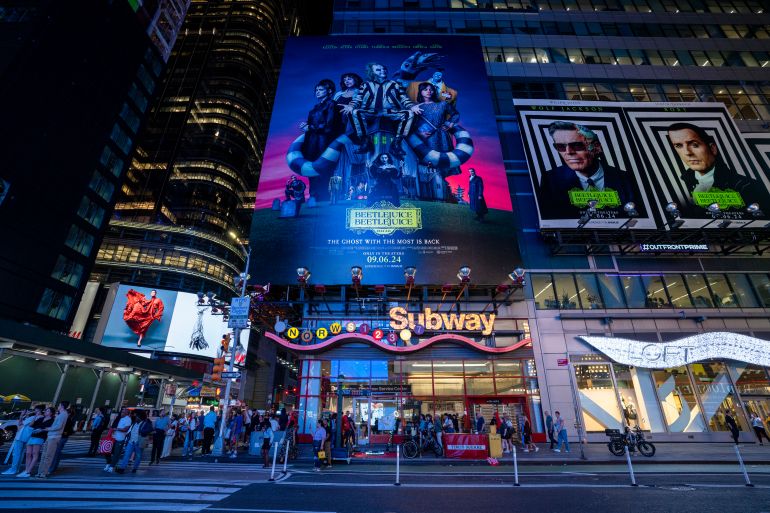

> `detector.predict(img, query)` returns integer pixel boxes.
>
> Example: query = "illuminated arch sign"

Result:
[577,332,770,369]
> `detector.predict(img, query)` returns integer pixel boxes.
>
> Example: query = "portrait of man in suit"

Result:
[539,121,636,219]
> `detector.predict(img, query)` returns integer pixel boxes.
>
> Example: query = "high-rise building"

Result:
[0,0,185,332]
[251,1,770,441]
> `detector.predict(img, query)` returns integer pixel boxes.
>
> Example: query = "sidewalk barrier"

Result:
[512,445,519,486]
[624,445,637,487]
[733,444,754,487]
[394,444,401,486]
[282,439,290,474]
[268,442,279,482]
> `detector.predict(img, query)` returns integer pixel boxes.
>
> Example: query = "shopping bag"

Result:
[317,450,326,460]
[98,429,115,455]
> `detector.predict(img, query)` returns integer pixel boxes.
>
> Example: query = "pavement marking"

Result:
[683,483,770,489]
[0,490,230,500]
[275,481,638,489]
[206,509,336,513]
[0,482,240,492]
[0,501,209,511]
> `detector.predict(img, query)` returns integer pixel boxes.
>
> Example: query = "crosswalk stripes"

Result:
[0,477,247,511]
[59,456,290,473]
[0,438,90,458]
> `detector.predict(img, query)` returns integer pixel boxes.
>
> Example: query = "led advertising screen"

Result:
[99,284,248,359]
[250,36,518,284]
[515,100,770,230]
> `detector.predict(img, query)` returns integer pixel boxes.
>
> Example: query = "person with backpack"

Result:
[116,410,153,474]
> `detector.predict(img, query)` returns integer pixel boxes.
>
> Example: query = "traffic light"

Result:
[212,357,226,382]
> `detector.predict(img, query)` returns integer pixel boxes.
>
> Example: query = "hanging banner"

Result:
[250,36,518,284]
[443,433,489,459]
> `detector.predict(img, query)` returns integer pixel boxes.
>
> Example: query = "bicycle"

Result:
[402,429,443,459]
[605,425,656,457]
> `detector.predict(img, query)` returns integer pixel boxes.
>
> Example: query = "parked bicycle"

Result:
[605,425,656,457]
[402,429,443,459]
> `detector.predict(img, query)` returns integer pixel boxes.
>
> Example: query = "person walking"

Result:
[151,410,169,464]
[48,405,75,475]
[182,412,196,458]
[161,414,178,459]
[724,410,740,444]
[229,409,243,459]
[36,401,70,478]
[312,420,326,472]
[195,411,205,453]
[522,416,538,453]
[4,406,41,476]
[545,411,556,450]
[202,406,217,455]
[88,407,106,456]
[261,419,274,468]
[751,412,769,445]
[105,408,131,473]
[553,411,570,453]
[116,410,153,474]
[18,406,54,478]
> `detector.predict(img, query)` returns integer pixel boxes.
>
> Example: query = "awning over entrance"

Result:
[578,332,770,369]
[0,319,202,380]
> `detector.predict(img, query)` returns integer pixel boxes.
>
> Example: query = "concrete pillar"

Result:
[115,374,128,409]
[155,379,166,410]
[52,363,70,404]
[86,370,104,418]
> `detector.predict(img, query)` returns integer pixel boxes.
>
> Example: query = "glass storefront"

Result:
[574,358,770,437]
[296,357,541,441]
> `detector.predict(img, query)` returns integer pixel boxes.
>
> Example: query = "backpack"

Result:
[139,419,153,437]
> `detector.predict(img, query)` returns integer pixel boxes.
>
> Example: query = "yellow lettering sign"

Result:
[316,327,328,340]
[287,327,299,339]
[389,307,495,336]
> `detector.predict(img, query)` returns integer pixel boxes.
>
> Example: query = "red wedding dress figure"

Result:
[123,289,164,347]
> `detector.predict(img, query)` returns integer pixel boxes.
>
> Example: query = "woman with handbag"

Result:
[312,420,326,472]
[18,406,54,477]
[162,414,178,459]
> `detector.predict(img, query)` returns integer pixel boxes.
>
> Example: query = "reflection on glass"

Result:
[432,360,465,376]
[553,274,579,309]
[433,378,464,396]
[496,377,526,394]
[407,379,433,396]
[575,273,603,309]
[727,274,759,308]
[652,367,707,432]
[621,275,648,308]
[532,274,556,309]
[642,275,670,308]
[463,360,494,376]
[613,364,665,432]
[575,364,622,432]
[664,274,694,308]
[597,274,626,308]
[684,274,713,307]
[529,396,544,432]
[727,363,770,396]
[465,378,495,395]
[706,273,738,307]
[690,362,749,432]
[494,360,523,375]
[403,360,433,379]
[747,274,770,307]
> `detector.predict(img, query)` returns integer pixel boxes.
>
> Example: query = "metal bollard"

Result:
[513,445,520,486]
[624,445,638,487]
[268,441,279,482]
[733,444,754,487]
[282,439,291,474]
[395,444,401,486]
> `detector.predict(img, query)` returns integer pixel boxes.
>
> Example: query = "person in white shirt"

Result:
[116,410,152,474]
[106,408,132,473]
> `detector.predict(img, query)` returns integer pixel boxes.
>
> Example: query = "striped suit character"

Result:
[345,64,419,156]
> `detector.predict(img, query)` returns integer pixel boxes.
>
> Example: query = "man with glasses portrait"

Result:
[539,121,636,219]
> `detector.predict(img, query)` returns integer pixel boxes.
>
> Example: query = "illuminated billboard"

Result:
[98,284,248,359]
[515,100,770,229]
[250,36,518,284]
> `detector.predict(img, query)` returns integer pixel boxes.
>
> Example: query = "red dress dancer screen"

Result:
[122,289,165,347]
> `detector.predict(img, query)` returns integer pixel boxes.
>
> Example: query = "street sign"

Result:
[557,358,569,366]
[230,297,250,316]
[228,317,249,329]
[221,371,242,379]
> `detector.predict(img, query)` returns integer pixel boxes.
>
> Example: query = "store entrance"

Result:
[347,396,402,446]
[467,396,528,434]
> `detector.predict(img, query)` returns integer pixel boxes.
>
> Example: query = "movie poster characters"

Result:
[252,36,517,284]
[514,100,657,229]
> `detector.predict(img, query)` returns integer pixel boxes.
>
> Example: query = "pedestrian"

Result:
[36,401,70,478]
[3,405,41,476]
[475,411,485,434]
[115,410,153,474]
[724,410,740,444]
[323,419,332,468]
[202,406,216,455]
[261,419,274,468]
[162,414,178,459]
[279,408,289,431]
[182,412,196,457]
[88,407,106,456]
[312,420,326,472]
[229,409,243,459]
[105,408,131,473]
[270,413,280,433]
[500,414,512,454]
[522,416,538,453]
[195,410,205,453]
[151,409,169,464]
[48,404,76,475]
[750,412,769,445]
[17,406,54,478]
[545,411,556,450]
[553,411,570,453]
[442,413,454,433]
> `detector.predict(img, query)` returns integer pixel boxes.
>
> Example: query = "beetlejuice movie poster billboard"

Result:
[250,36,518,284]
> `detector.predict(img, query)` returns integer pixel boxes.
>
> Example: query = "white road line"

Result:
[0,482,240,492]
[683,483,770,489]
[206,509,336,513]
[0,490,229,500]
[275,481,637,489]
[0,501,209,511]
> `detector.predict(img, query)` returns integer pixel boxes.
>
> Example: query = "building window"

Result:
[575,364,622,432]
[652,366,707,433]
[690,362,748,433]
[76,197,105,228]
[36,288,73,321]
[88,171,115,202]
[50,255,84,288]
[747,274,770,307]
[64,225,95,257]
[705,273,739,307]
[99,145,124,177]
[119,102,141,133]
[531,274,556,309]
[110,123,133,155]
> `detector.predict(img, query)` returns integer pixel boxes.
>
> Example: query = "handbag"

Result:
[317,450,326,459]
[98,428,115,455]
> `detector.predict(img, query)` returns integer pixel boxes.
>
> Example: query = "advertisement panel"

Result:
[100,284,248,359]
[250,36,518,284]
[515,100,770,230]
[442,433,489,459]
[514,100,657,229]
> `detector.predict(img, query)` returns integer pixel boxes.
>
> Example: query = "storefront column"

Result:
[51,363,70,405]
[86,369,104,418]
[155,379,166,409]
[115,374,128,409]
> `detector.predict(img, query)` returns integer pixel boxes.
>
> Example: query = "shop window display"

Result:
[612,364,665,432]
[652,367,707,432]
[575,364,623,432]
[690,362,749,432]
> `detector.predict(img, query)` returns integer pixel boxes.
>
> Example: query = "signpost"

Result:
[221,371,242,379]
[228,297,250,329]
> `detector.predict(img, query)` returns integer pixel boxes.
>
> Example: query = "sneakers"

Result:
[553,449,561,453]
[16,472,30,478]
[313,468,321,472]
[535,446,540,452]
[522,449,529,453]
[105,466,114,473]
[2,469,16,475]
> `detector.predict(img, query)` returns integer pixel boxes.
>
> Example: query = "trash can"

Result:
[488,434,502,458]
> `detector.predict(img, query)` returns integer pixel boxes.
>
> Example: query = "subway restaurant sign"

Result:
[389,307,495,336]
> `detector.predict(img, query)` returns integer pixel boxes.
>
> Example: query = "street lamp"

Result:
[456,266,471,283]
[404,266,417,301]
[664,201,685,229]
[577,199,598,228]
[618,202,639,229]
[351,266,363,287]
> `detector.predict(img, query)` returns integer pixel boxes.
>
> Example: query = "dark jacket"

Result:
[539,163,636,219]
[680,160,770,214]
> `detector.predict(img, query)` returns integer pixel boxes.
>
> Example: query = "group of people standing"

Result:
[3,401,74,478]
